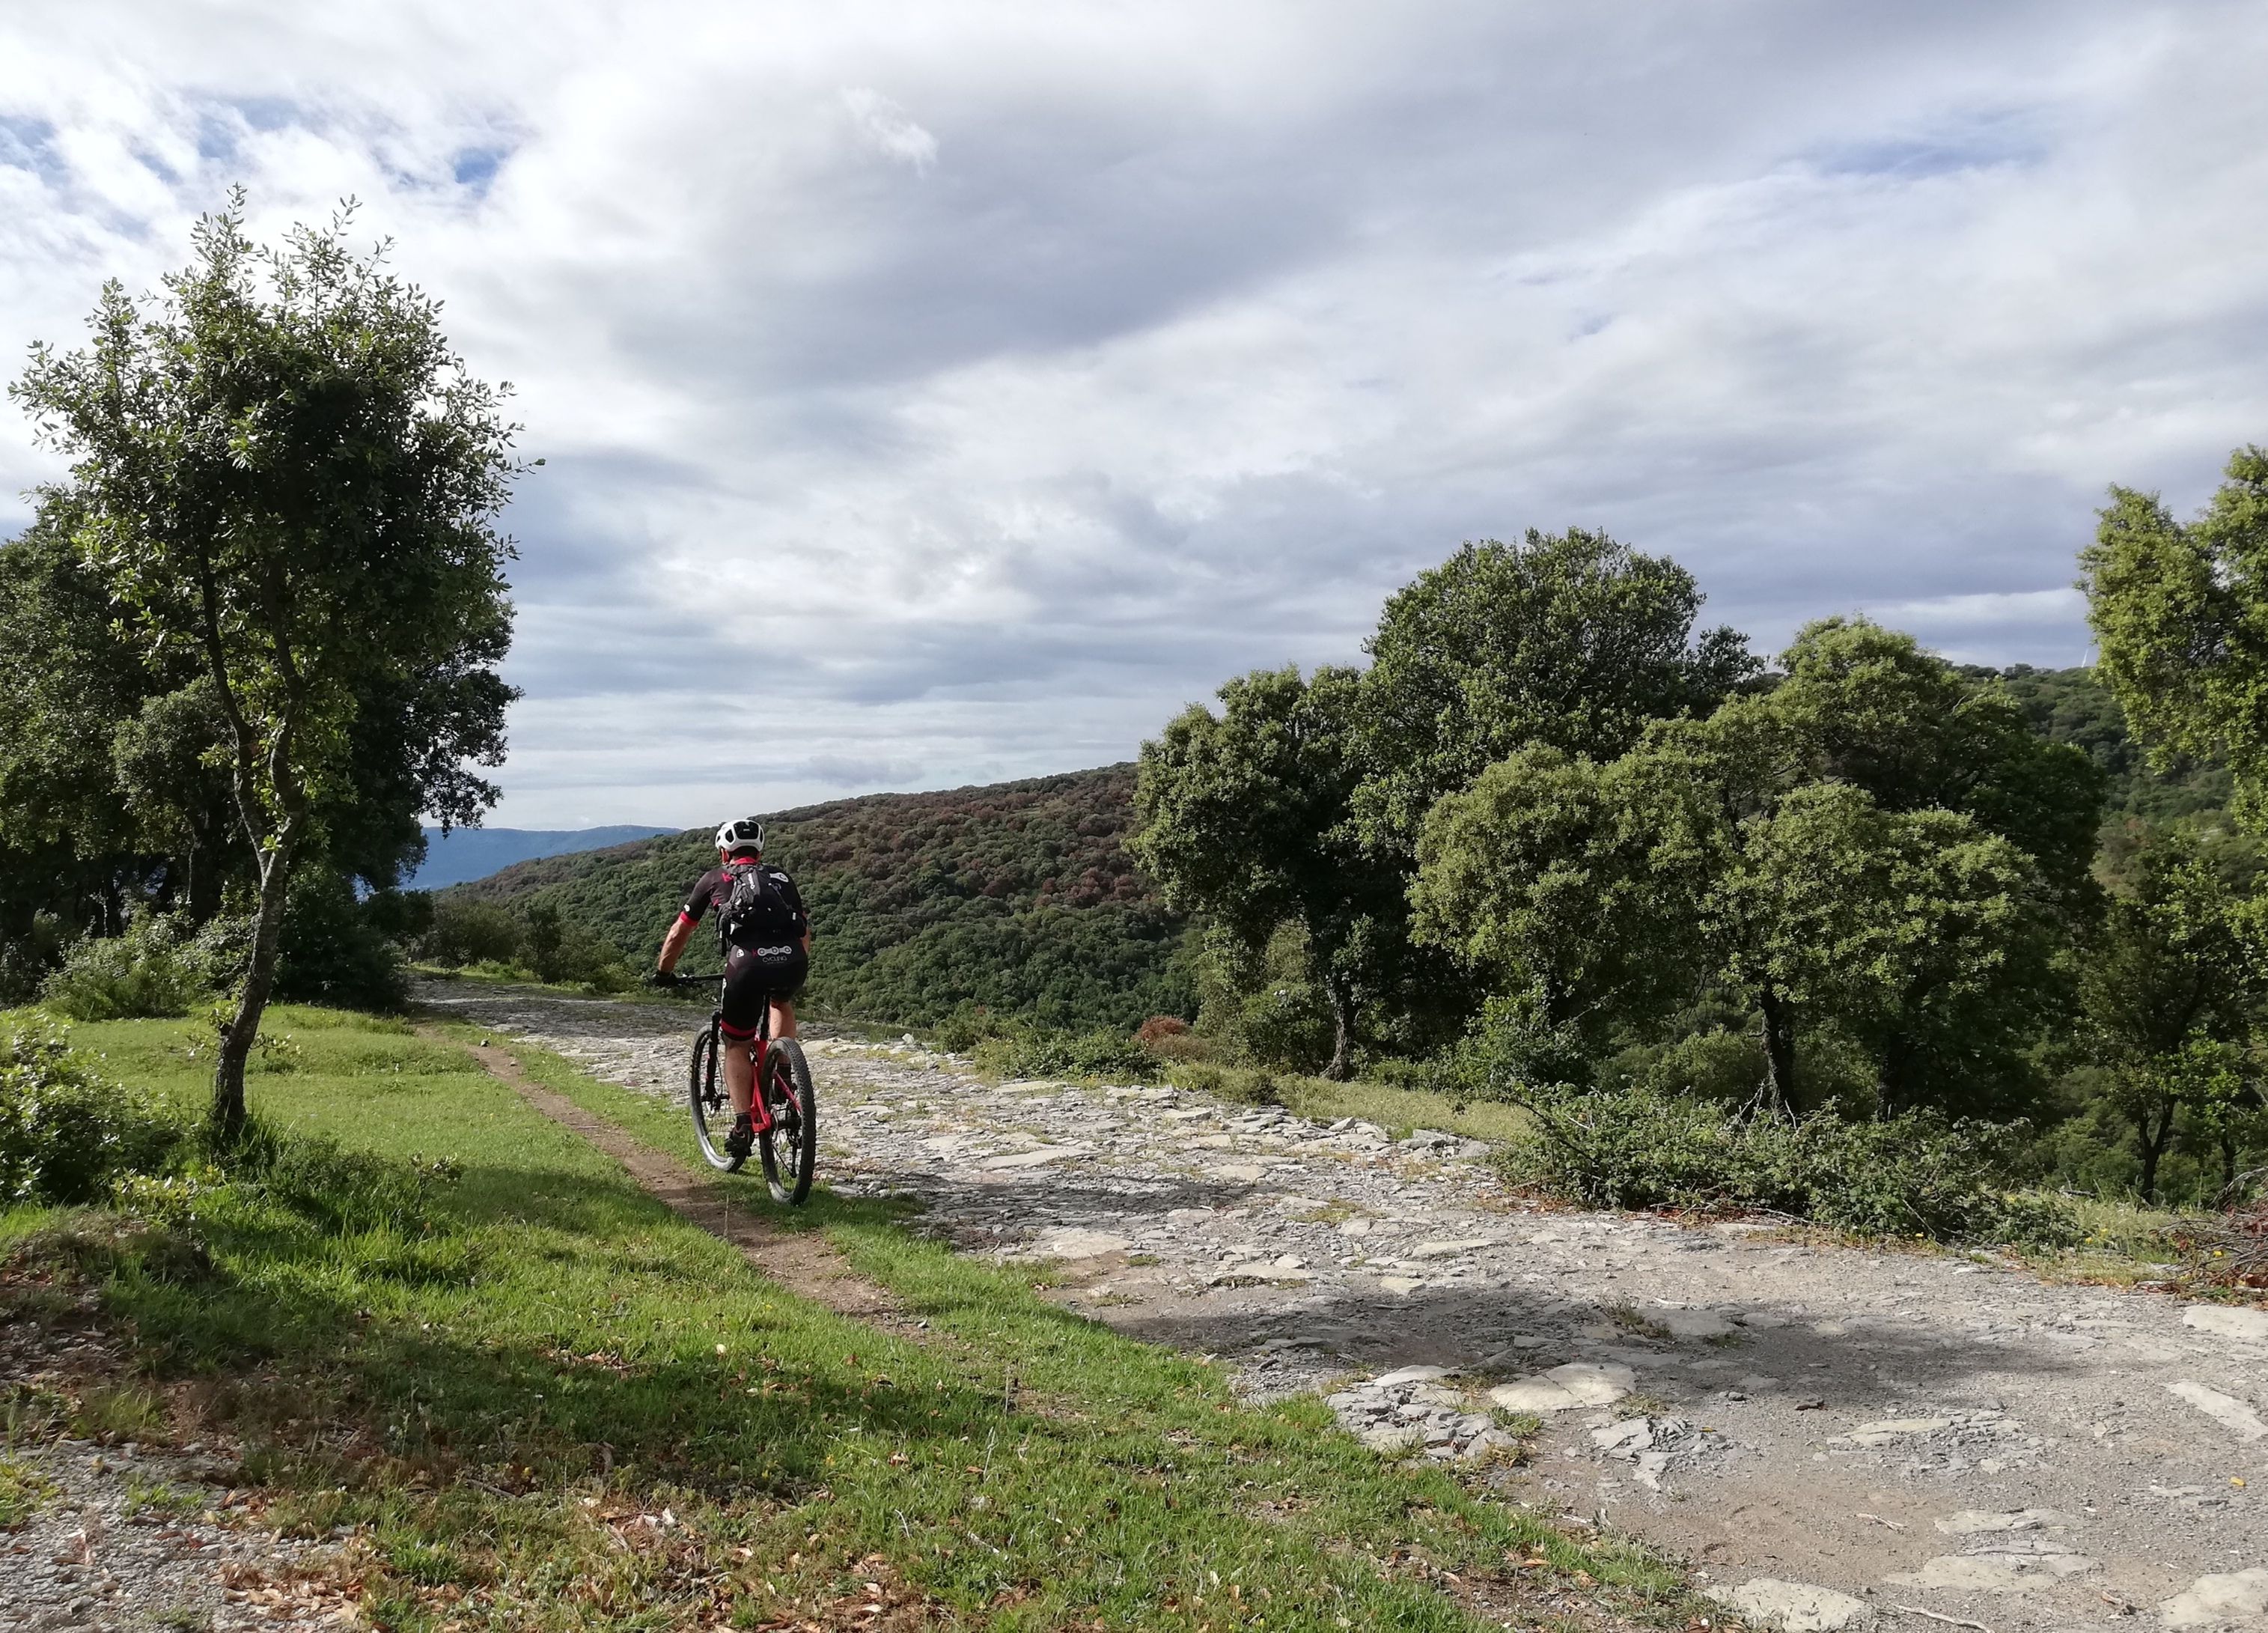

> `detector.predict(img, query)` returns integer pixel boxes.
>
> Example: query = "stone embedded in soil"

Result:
[1844,1417,1953,1446]
[1371,1364,1451,1388]
[1889,1550,2100,1593]
[2183,1306,2268,1342]
[1488,1360,1635,1413]
[1029,1228,1132,1259]
[1934,1509,2070,1535]
[1707,1578,1872,1632]
[2159,1569,2268,1629]
[1654,1307,1738,1339]
[2163,1380,2268,1441]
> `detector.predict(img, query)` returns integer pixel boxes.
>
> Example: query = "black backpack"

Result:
[717,860,797,948]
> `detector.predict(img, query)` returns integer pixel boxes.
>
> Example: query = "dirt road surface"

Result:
[422,981,2268,1633]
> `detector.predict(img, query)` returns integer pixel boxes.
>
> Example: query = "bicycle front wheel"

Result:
[688,1027,740,1172]
[758,1037,817,1205]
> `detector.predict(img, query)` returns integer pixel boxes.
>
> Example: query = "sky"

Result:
[4,2,2267,828]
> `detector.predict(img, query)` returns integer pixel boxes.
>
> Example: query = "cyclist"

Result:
[654,817,811,1163]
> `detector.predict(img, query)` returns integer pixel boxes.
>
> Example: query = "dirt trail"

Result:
[421,981,2268,1633]
[428,1029,909,1329]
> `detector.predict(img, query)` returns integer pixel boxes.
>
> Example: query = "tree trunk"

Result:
[2221,1129,2239,1194]
[210,819,299,1143]
[1875,1032,1915,1117]
[2136,1092,2178,1205]
[1323,973,1355,1083]
[1758,989,1798,1116]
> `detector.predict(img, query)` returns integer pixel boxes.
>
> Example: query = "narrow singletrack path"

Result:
[424,1025,909,1330]
[420,981,2268,1633]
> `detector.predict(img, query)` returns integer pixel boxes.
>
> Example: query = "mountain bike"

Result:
[656,970,817,1204]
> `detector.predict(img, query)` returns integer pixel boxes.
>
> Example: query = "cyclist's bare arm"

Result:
[656,914,695,974]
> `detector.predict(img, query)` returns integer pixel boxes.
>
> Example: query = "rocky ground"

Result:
[436,984,2268,1632]
[0,1278,350,1633]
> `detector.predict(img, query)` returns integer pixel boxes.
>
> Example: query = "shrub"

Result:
[1502,1084,2079,1247]
[419,898,525,968]
[972,1024,1154,1082]
[0,913,67,1007]
[275,869,409,1012]
[40,916,208,1021]
[1165,1060,1281,1106]
[0,1018,184,1204]
[520,902,632,990]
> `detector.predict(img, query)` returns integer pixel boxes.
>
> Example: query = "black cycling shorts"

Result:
[719,943,808,1038]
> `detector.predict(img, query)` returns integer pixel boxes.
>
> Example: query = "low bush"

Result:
[971,1024,1154,1082]
[0,1018,185,1204]
[418,898,526,968]
[275,869,409,1012]
[39,916,209,1021]
[1165,1060,1281,1106]
[1502,1084,2079,1247]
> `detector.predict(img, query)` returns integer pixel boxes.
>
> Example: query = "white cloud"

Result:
[2,1,2266,824]
[840,88,937,174]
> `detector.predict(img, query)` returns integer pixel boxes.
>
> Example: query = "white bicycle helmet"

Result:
[713,815,766,854]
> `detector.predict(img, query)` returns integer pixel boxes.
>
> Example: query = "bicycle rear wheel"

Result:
[757,1037,817,1205]
[688,1027,741,1172]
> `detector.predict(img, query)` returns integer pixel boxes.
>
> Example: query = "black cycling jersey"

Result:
[679,862,809,943]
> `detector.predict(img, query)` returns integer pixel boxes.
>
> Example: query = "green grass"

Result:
[3,1007,1680,1632]
[0,1453,55,1528]
[1261,1074,1532,1146]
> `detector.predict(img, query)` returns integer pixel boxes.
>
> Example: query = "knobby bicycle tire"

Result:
[758,1036,817,1205]
[688,1027,742,1172]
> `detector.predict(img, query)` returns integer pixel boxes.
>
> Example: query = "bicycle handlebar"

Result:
[649,970,723,988]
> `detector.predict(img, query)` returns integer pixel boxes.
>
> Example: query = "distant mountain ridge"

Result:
[444,764,1195,1032]
[407,825,674,890]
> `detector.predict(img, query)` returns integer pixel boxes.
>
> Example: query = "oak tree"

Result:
[10,200,520,1137]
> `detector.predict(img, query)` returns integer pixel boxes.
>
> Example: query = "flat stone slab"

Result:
[1410,1238,1496,1259]
[1488,1361,1634,1414]
[2159,1569,2268,1629]
[1888,1551,2100,1593]
[1844,1417,1951,1447]
[1934,1509,2070,1535]
[2184,1306,2268,1342]
[2165,1380,2268,1441]
[1655,1307,1737,1339]
[1371,1365,1451,1388]
[1031,1228,1133,1260]
[978,1145,1086,1170]
[1706,1578,1871,1632]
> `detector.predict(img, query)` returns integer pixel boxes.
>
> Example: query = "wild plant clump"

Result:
[971,1024,1154,1082]
[0,1018,184,1204]
[38,916,216,1021]
[1502,1083,2079,1247]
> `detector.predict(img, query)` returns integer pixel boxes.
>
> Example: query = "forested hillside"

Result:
[447,765,1196,1031]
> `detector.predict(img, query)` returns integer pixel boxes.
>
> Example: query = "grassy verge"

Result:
[5,1008,1680,1632]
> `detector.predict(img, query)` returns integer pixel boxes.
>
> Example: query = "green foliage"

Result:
[419,898,526,967]
[8,197,521,1136]
[40,916,210,1021]
[2084,445,2268,830]
[0,1018,183,1203]
[449,766,1195,1033]
[516,901,632,990]
[1415,619,2082,1118]
[1354,528,1755,857]
[1135,665,1412,1077]
[0,1455,57,1530]
[273,869,409,1012]
[1502,1085,2078,1246]
[969,1024,1153,1082]
[2078,828,2267,1202]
